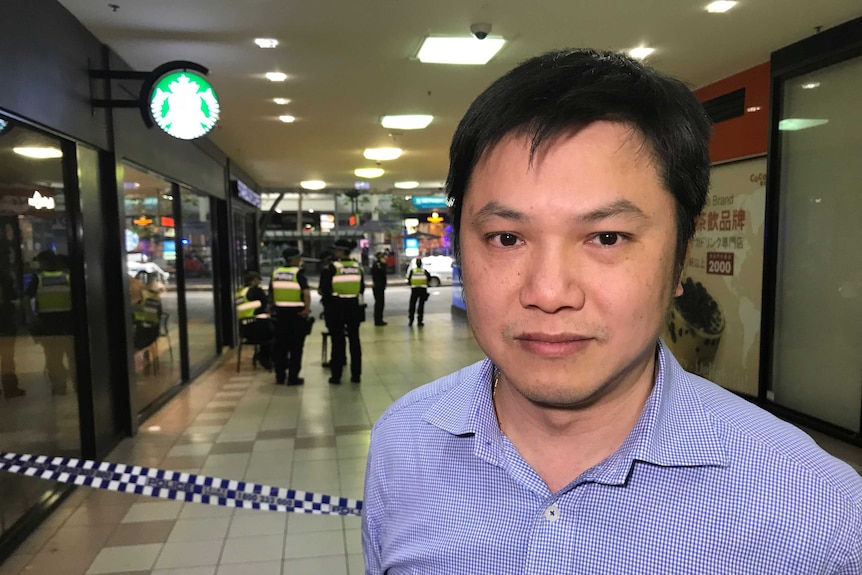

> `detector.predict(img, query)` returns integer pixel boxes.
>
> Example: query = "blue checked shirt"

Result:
[362,341,862,574]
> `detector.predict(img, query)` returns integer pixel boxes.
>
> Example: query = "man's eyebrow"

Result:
[576,199,649,224]
[469,199,649,226]
[469,201,529,226]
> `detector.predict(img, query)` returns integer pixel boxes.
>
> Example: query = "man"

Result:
[269,248,311,385]
[318,238,364,384]
[0,254,24,398]
[370,250,388,326]
[25,250,75,395]
[362,49,862,573]
[235,270,272,371]
[406,257,431,327]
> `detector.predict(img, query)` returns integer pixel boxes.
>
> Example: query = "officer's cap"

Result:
[333,239,357,252]
[282,246,303,260]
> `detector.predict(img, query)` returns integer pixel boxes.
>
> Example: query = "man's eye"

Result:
[595,232,621,246]
[499,233,519,246]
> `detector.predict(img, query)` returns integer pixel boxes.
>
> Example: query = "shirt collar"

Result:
[423,341,728,479]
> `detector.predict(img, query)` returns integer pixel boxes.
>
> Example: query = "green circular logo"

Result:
[149,71,220,140]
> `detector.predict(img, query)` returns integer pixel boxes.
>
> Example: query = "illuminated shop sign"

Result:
[235,180,261,208]
[150,71,220,140]
[91,60,220,141]
[28,191,55,210]
[412,196,448,210]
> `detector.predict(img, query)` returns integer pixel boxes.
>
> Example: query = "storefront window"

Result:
[180,188,217,372]
[771,55,862,432]
[123,165,179,410]
[0,115,80,533]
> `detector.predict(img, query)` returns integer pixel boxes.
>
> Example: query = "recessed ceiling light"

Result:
[13,146,62,159]
[279,115,296,123]
[364,148,403,161]
[254,38,279,48]
[273,98,291,105]
[801,82,820,89]
[355,168,384,178]
[300,180,326,190]
[629,47,655,60]
[706,1,737,13]
[395,181,420,190]
[380,115,433,130]
[265,72,287,82]
[417,37,505,65]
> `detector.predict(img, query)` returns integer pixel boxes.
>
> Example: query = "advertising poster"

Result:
[663,157,766,396]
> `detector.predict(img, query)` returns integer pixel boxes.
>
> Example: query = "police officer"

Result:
[318,239,364,384]
[370,250,388,326]
[132,278,162,357]
[407,257,432,327]
[269,247,311,385]
[235,270,272,370]
[25,250,74,395]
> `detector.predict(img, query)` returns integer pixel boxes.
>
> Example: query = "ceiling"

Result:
[57,0,860,196]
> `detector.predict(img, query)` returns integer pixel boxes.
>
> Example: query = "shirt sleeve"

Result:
[361,438,385,575]
[318,265,334,297]
[297,269,310,291]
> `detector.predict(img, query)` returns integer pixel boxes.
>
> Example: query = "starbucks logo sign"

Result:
[149,71,220,140]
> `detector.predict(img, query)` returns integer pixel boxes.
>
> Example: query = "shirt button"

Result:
[544,503,560,522]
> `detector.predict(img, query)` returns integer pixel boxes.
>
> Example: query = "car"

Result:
[126,253,171,283]
[405,256,454,287]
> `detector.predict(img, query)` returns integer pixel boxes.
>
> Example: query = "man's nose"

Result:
[518,246,586,313]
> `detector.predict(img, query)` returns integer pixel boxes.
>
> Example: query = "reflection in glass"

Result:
[180,188,217,372]
[0,115,80,534]
[123,165,180,410]
[771,55,862,432]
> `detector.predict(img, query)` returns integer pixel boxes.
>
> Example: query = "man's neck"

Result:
[493,356,656,493]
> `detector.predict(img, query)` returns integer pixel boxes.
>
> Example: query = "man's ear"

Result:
[674,242,691,297]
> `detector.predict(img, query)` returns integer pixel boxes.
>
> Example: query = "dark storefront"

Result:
[0,0,259,557]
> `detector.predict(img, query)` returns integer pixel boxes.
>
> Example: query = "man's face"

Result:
[460,121,682,408]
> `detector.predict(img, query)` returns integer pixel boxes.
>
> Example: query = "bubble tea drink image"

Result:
[664,278,725,374]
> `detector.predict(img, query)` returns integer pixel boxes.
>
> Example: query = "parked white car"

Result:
[405,256,454,287]
[127,253,171,283]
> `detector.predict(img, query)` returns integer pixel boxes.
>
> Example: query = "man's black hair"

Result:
[445,48,711,277]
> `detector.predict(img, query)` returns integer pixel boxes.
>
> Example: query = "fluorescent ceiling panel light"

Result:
[706,1,737,13]
[394,181,420,189]
[355,168,384,178]
[254,38,279,48]
[279,115,296,123]
[13,146,62,159]
[364,147,402,161]
[801,82,820,89]
[629,47,655,60]
[273,98,291,105]
[417,37,505,65]
[778,118,829,131]
[265,72,287,82]
[300,180,326,190]
[380,115,433,130]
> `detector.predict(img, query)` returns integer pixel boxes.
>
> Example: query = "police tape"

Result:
[0,452,362,516]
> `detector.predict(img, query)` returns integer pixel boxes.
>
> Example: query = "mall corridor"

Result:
[0,305,860,575]
[0,309,486,575]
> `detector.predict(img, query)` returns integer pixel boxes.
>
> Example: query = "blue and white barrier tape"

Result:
[0,452,363,516]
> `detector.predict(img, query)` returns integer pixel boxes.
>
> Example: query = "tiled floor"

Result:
[1,308,860,575]
[0,310,486,575]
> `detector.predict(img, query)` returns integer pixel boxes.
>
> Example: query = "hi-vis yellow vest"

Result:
[235,286,262,323]
[271,266,303,308]
[35,271,72,313]
[134,291,161,325]
[409,267,428,288]
[331,260,361,298]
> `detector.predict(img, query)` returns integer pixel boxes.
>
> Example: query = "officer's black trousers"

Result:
[324,301,361,381]
[372,285,385,324]
[273,312,307,383]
